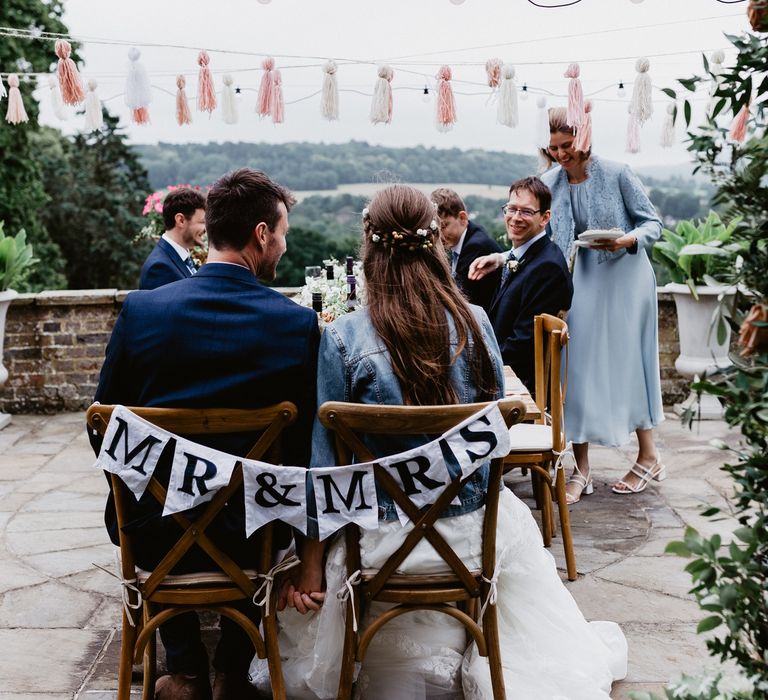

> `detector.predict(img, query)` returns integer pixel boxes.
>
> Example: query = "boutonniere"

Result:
[506,258,523,273]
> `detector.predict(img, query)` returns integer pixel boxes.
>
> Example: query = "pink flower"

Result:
[154,202,163,213]
[142,203,151,215]
[152,192,163,201]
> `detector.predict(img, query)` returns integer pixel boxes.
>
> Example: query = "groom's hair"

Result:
[508,176,552,213]
[205,168,296,251]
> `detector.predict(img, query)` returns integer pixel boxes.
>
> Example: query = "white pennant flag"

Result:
[311,463,378,540]
[95,405,169,499]
[442,402,510,478]
[377,440,453,525]
[243,460,308,536]
[163,438,238,516]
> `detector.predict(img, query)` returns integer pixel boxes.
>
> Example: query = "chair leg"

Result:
[554,466,578,581]
[263,611,286,700]
[117,610,138,700]
[336,595,359,700]
[141,605,156,700]
[539,474,553,549]
[483,605,506,700]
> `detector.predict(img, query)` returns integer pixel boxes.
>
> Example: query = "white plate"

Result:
[578,229,624,242]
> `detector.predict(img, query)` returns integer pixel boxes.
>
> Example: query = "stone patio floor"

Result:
[0,410,741,699]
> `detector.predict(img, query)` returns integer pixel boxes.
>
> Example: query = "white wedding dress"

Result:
[250,487,627,699]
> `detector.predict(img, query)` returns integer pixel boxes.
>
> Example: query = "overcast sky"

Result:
[32,0,751,168]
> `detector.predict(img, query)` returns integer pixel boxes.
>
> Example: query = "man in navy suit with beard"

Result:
[431,188,502,312]
[139,187,207,289]
[92,168,319,699]
[470,177,573,392]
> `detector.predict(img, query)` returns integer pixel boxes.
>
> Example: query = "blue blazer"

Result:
[139,237,192,290]
[92,263,320,568]
[488,235,573,391]
[455,220,502,312]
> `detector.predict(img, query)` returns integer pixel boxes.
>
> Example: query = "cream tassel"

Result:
[125,48,152,125]
[496,64,518,128]
[370,65,393,125]
[84,79,104,131]
[625,104,640,153]
[221,75,238,124]
[321,60,339,121]
[630,57,653,125]
[48,75,68,120]
[659,103,675,148]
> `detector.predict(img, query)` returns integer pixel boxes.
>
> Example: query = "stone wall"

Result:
[0,289,689,413]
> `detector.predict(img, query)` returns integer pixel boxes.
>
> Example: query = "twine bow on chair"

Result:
[93,555,143,627]
[252,554,301,617]
[337,569,362,632]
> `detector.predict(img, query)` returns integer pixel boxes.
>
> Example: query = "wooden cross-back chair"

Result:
[503,313,577,580]
[86,401,298,700]
[318,397,526,700]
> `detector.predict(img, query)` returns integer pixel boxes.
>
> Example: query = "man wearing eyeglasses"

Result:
[431,187,502,312]
[469,176,573,392]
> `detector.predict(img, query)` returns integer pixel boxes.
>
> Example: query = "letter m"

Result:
[103,416,164,475]
[317,470,374,515]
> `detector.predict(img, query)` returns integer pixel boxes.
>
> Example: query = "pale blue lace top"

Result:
[568,182,589,236]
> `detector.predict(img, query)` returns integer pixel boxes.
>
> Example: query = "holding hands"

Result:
[278,539,327,614]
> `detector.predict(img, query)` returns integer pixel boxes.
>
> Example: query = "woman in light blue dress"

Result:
[539,107,665,503]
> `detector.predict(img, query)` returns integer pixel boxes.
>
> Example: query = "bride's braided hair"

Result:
[362,207,438,254]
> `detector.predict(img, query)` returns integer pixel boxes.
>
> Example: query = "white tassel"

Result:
[221,75,238,124]
[708,49,726,116]
[630,57,653,125]
[496,64,518,128]
[0,75,6,101]
[84,79,104,131]
[660,102,675,148]
[125,47,152,124]
[370,65,393,125]
[48,75,67,120]
[321,60,339,121]
[626,104,641,153]
[536,95,550,147]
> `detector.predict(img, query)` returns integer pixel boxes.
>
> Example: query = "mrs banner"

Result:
[94,402,510,540]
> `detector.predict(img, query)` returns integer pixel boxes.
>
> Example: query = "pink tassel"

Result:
[625,106,640,154]
[564,62,584,130]
[176,75,192,125]
[257,57,275,116]
[133,107,150,125]
[197,50,217,113]
[270,69,284,123]
[5,74,29,124]
[729,99,750,142]
[436,65,457,132]
[574,100,592,152]
[485,58,502,88]
[55,39,85,106]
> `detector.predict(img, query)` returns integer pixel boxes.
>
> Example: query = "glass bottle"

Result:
[325,264,334,280]
[312,292,323,313]
[346,274,359,312]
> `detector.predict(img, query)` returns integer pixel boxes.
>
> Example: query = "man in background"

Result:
[139,187,207,289]
[431,187,502,312]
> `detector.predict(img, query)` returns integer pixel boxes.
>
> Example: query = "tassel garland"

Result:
[257,57,275,117]
[0,76,6,101]
[321,60,339,121]
[436,65,456,132]
[125,48,152,125]
[48,75,68,120]
[564,63,583,129]
[485,58,502,88]
[574,100,592,152]
[536,96,549,147]
[55,39,85,105]
[660,103,675,148]
[221,75,238,124]
[496,64,518,128]
[197,50,217,113]
[175,75,192,125]
[370,65,393,125]
[5,74,29,124]
[84,79,104,131]
[270,69,284,123]
[625,104,640,153]
[630,57,653,125]
[729,99,750,142]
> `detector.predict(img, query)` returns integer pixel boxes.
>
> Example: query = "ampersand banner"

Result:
[243,460,308,536]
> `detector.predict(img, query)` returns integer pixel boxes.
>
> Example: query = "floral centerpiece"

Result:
[296,257,366,324]
[136,184,209,268]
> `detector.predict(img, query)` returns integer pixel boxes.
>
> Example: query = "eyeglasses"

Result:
[501,205,541,219]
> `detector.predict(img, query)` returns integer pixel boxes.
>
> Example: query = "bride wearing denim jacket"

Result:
[251,184,626,699]
[540,106,666,504]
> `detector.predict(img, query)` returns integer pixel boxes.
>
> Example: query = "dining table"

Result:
[503,366,540,422]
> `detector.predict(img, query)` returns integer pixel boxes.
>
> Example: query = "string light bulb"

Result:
[422,86,430,103]
[520,83,529,101]
[629,0,644,3]
[449,0,466,5]
[257,0,272,4]
[617,81,625,98]
[235,86,242,96]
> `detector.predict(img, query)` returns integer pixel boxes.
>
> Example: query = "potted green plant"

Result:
[652,212,739,416]
[0,222,38,427]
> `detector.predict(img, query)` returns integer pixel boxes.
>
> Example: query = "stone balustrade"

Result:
[0,289,689,413]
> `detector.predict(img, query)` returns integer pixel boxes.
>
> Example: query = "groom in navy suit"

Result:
[139,187,207,289]
[92,169,319,699]
[470,177,573,391]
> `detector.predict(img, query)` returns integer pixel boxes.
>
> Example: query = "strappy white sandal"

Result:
[565,466,593,505]
[612,458,667,495]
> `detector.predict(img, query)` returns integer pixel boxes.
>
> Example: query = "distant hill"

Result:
[134,141,539,191]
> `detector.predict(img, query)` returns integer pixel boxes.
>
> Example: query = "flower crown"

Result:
[362,207,439,252]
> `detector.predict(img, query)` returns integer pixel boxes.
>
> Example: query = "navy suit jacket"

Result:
[454,220,503,312]
[488,235,573,392]
[139,237,192,290]
[92,263,320,569]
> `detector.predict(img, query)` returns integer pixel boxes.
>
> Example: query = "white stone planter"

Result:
[0,290,17,429]
[667,282,734,418]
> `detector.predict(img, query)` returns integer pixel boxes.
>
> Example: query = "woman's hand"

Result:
[278,538,327,614]
[469,252,506,280]
[589,233,636,252]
